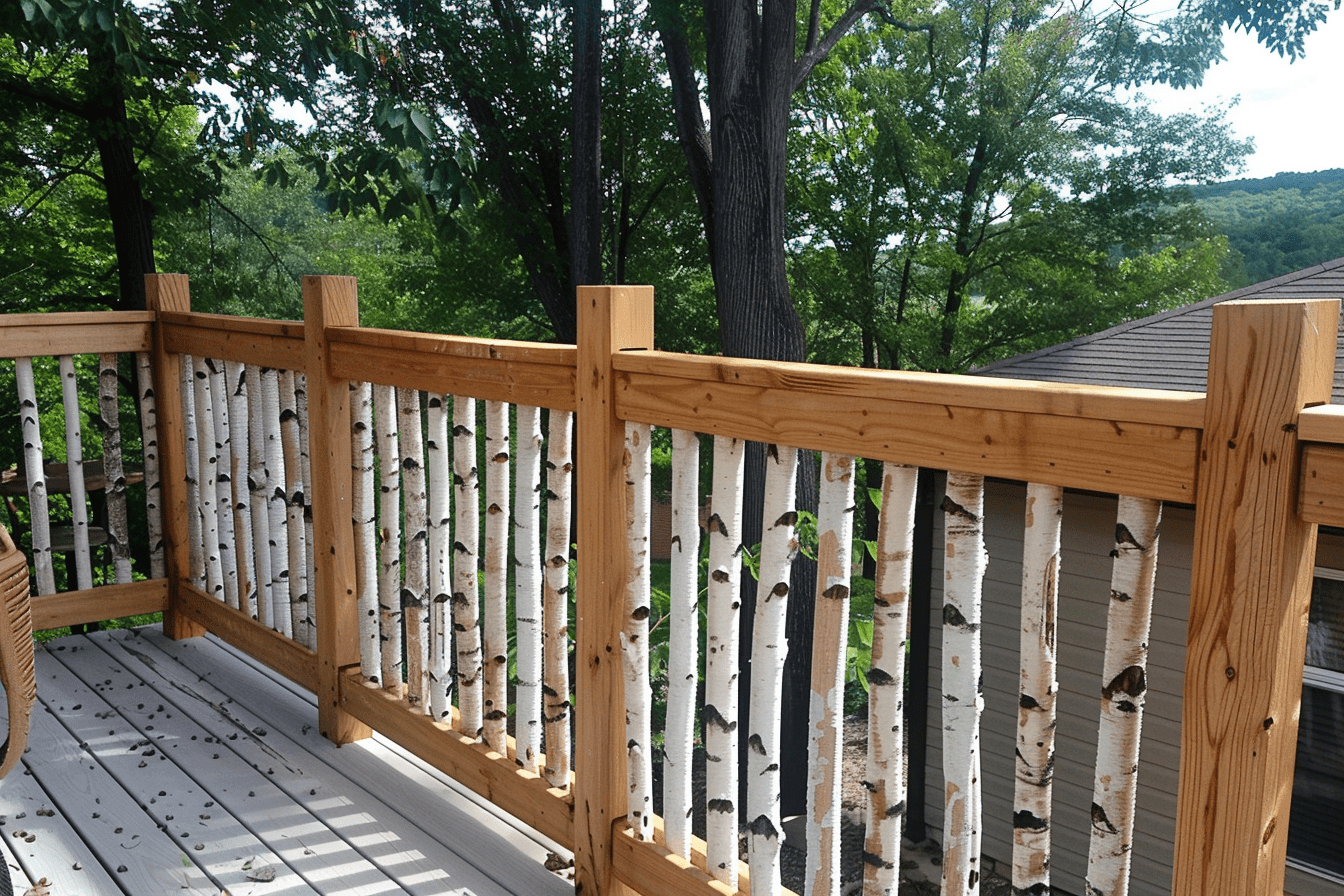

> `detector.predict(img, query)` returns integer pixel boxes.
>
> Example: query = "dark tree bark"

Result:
[571,0,603,289]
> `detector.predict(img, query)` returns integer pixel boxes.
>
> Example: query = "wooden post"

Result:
[575,284,652,896]
[303,276,372,745]
[146,274,206,641]
[1173,298,1338,896]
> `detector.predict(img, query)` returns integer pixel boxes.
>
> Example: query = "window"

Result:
[1288,569,1344,882]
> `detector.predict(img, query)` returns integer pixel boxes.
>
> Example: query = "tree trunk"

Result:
[571,0,602,291]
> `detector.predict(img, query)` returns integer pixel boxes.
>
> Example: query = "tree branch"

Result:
[792,0,933,91]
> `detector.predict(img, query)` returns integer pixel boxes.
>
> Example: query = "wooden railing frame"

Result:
[6,277,1342,896]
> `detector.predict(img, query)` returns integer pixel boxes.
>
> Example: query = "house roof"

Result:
[972,257,1344,400]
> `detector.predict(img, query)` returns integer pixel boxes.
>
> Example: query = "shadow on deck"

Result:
[0,628,572,895]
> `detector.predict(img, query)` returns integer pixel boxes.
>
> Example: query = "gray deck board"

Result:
[0,628,573,896]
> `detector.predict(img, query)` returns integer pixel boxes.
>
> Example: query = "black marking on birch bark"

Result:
[1102,665,1146,701]
[452,425,473,437]
[402,456,422,471]
[1019,883,1049,895]
[1013,809,1048,831]
[487,503,504,515]
[711,569,731,583]
[867,667,895,687]
[822,583,849,600]
[484,710,507,721]
[1110,588,1131,602]
[492,452,510,463]
[708,798,734,814]
[775,510,799,527]
[631,605,650,621]
[887,799,907,818]
[547,554,567,568]
[767,581,789,600]
[353,419,369,432]
[864,851,894,869]
[1090,802,1119,834]
[942,603,979,632]
[748,814,778,838]
[707,513,729,537]
[279,408,298,423]
[941,495,980,522]
[766,443,779,461]
[748,733,766,755]
[1020,693,1040,710]
[1114,522,1147,552]
[703,704,735,733]
[969,870,979,889]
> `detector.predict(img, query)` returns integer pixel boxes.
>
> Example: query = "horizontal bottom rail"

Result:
[613,819,785,896]
[32,578,168,631]
[174,582,318,692]
[338,668,575,848]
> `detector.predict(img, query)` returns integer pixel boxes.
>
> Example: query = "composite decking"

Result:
[0,627,574,895]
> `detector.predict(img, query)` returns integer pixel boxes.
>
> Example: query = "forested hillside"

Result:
[1191,169,1344,288]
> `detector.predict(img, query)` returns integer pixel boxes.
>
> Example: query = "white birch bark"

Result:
[296,374,316,639]
[15,358,55,595]
[99,353,133,585]
[59,355,93,591]
[806,453,857,896]
[374,383,403,693]
[352,381,380,683]
[191,355,225,601]
[1014,482,1063,895]
[513,404,543,771]
[399,387,430,711]
[225,362,255,617]
[746,443,799,896]
[453,396,483,738]
[244,365,273,626]
[541,409,573,788]
[705,435,746,888]
[941,471,987,896]
[1085,496,1162,896]
[482,400,511,753]
[135,352,165,579]
[280,370,309,645]
[206,358,239,608]
[664,427,701,856]
[283,375,307,630]
[865,462,920,896]
[261,368,291,636]
[426,392,453,717]
[621,421,653,841]
[181,355,204,589]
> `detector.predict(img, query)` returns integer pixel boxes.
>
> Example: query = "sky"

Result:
[1141,14,1344,181]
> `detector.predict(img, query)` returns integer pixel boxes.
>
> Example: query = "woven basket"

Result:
[0,526,34,779]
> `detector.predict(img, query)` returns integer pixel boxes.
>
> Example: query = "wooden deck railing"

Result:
[3,276,1340,896]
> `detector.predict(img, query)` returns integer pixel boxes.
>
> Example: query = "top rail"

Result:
[159,311,305,370]
[0,311,153,357]
[613,350,1204,501]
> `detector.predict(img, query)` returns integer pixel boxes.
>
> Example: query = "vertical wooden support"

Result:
[303,275,372,745]
[146,274,206,640]
[1173,298,1338,896]
[575,284,652,896]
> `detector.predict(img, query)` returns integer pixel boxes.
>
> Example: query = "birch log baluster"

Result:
[807,452,857,896]
[942,471,988,896]
[513,404,543,770]
[622,421,653,841]
[453,396,483,739]
[746,443,800,896]
[1013,482,1063,894]
[865,462,920,896]
[99,352,133,585]
[16,358,55,595]
[398,387,430,711]
[243,365,274,627]
[296,374,317,638]
[224,362,255,618]
[59,355,93,591]
[483,400,511,753]
[135,352,165,579]
[426,393,453,718]
[205,358,239,607]
[374,383,403,693]
[705,434,746,888]
[664,427,701,857]
[181,355,204,589]
[280,370,309,645]
[1086,496,1162,896]
[191,356,224,601]
[541,409,573,789]
[261,367,292,636]
[351,381,380,683]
